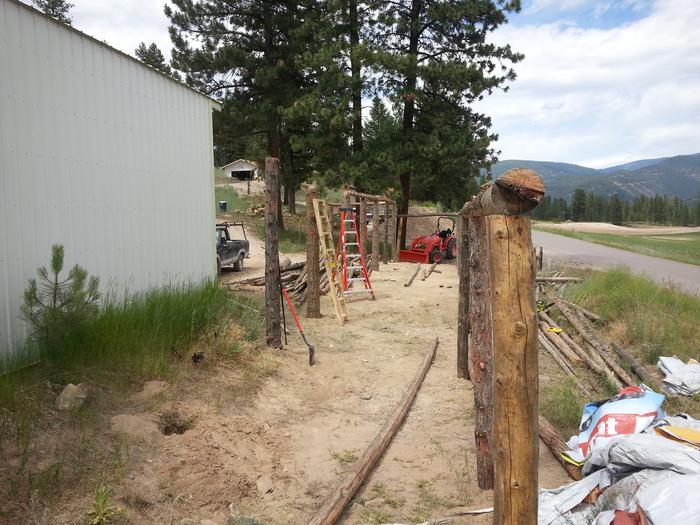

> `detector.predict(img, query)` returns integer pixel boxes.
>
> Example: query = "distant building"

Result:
[0,0,221,361]
[221,159,259,180]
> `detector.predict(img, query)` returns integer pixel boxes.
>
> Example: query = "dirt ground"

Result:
[85,221,569,525]
[536,221,700,235]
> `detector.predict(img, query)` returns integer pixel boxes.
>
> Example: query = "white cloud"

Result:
[477,0,700,167]
[70,1,172,60]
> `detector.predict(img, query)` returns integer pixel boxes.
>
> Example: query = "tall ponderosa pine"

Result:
[367,0,523,246]
[166,0,311,227]
[135,42,180,79]
[33,0,73,24]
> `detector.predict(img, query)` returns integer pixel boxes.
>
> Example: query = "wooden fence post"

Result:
[489,213,538,525]
[371,201,380,271]
[305,184,321,318]
[456,212,470,380]
[359,198,368,253]
[468,216,494,489]
[264,157,282,348]
[383,202,389,264]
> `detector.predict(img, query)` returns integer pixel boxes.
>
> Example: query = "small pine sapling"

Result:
[21,244,100,345]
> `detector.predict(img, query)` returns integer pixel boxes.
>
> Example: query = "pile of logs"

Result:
[536,294,664,479]
[224,255,373,305]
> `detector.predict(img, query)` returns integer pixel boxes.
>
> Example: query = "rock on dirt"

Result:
[56,383,88,410]
[110,414,160,440]
[131,380,169,402]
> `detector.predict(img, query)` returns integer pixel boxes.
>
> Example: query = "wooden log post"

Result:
[305,184,321,318]
[359,198,368,253]
[371,200,380,271]
[383,202,389,264]
[467,215,494,489]
[489,213,538,525]
[264,157,282,348]
[394,212,402,261]
[456,212,470,379]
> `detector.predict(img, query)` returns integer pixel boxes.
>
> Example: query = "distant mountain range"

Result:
[492,152,700,201]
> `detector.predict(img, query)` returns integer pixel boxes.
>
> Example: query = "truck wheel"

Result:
[445,238,456,259]
[429,248,442,264]
[233,256,244,271]
[216,257,222,275]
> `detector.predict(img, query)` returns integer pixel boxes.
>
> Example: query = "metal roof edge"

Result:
[8,0,222,110]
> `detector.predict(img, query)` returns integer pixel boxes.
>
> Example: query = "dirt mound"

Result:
[537,221,700,236]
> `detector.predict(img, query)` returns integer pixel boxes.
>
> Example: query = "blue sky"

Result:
[58,0,700,169]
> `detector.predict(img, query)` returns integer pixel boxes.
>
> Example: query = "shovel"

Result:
[281,287,316,366]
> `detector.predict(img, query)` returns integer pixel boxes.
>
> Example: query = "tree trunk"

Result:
[264,158,282,348]
[306,185,321,318]
[398,0,420,249]
[489,214,538,525]
[468,215,494,489]
[457,212,470,379]
[348,0,363,154]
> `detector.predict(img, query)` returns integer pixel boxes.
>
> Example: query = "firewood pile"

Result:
[224,255,372,304]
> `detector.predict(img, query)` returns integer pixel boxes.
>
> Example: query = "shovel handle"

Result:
[281,287,303,333]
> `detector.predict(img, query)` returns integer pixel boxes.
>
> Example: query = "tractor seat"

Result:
[439,229,452,239]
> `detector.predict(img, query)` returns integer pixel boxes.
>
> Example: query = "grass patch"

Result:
[535,227,700,266]
[565,267,700,363]
[540,380,583,437]
[331,448,358,464]
[0,283,266,522]
[215,185,248,213]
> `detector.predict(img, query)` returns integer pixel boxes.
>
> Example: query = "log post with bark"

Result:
[371,200,380,271]
[467,215,494,489]
[305,184,321,318]
[264,157,282,348]
[456,168,544,524]
[457,212,470,380]
[359,198,367,253]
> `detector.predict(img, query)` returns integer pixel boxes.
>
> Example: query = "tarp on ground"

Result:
[657,356,700,396]
[539,431,700,525]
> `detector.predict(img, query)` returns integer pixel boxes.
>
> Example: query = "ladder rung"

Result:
[348,278,367,282]
[346,265,363,270]
[344,289,373,295]
[343,219,356,223]
[345,243,359,246]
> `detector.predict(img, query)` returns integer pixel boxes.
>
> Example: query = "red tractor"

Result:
[399,216,457,264]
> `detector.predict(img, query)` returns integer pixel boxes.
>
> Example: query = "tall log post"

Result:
[489,214,538,525]
[456,212,470,379]
[371,200,380,271]
[383,202,389,264]
[305,184,321,318]
[264,157,282,348]
[394,211,401,261]
[359,198,367,253]
[468,216,493,489]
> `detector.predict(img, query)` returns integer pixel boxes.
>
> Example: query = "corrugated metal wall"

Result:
[0,0,218,359]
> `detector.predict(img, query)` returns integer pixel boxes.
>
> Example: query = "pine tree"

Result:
[367,0,523,246]
[571,188,587,222]
[33,0,73,24]
[610,193,623,225]
[135,43,180,79]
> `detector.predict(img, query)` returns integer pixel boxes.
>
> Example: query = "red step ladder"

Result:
[337,207,375,300]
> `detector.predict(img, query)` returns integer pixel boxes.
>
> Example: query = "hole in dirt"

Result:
[158,409,195,435]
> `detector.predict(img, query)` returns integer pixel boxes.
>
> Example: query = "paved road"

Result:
[532,230,700,296]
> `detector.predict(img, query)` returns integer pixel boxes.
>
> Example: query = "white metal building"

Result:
[0,0,221,360]
[221,159,259,180]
